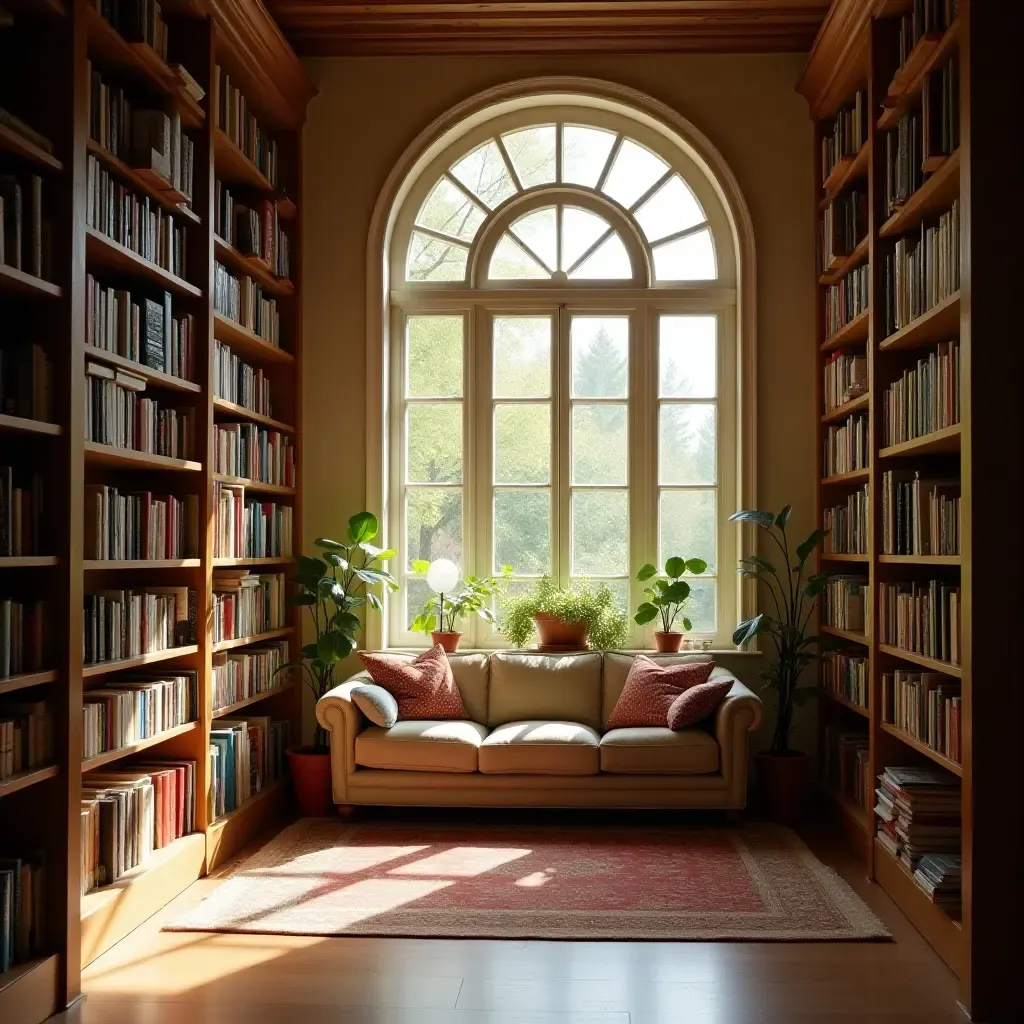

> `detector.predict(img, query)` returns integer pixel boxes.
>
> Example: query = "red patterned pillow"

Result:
[667,678,733,730]
[606,656,716,729]
[358,645,468,721]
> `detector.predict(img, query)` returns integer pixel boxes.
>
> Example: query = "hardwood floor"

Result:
[52,819,966,1024]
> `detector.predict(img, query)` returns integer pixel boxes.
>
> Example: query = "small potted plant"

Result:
[634,556,709,652]
[410,559,512,651]
[279,512,397,817]
[499,576,629,651]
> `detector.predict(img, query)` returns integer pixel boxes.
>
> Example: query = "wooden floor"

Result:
[53,819,967,1024]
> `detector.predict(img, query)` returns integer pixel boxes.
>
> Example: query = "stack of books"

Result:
[210,716,290,819]
[82,586,196,665]
[94,0,170,61]
[0,598,46,679]
[914,852,962,913]
[874,766,961,873]
[0,853,46,973]
[1,467,43,557]
[213,423,295,486]
[84,485,200,561]
[882,669,961,763]
[212,570,287,643]
[212,640,290,713]
[214,481,293,558]
[884,111,923,215]
[0,697,52,781]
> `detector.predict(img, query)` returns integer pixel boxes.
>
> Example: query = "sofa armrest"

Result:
[713,676,764,810]
[315,672,372,803]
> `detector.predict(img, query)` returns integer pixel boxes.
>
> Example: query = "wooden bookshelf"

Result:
[821,624,869,647]
[879,149,961,237]
[818,233,869,286]
[824,690,870,719]
[213,311,295,363]
[213,472,297,495]
[0,670,59,697]
[80,346,203,394]
[81,721,200,772]
[0,263,63,298]
[878,422,961,457]
[213,396,295,432]
[0,123,64,172]
[879,721,962,777]
[877,644,962,678]
[85,139,200,223]
[0,556,59,568]
[877,290,960,353]
[214,234,296,298]
[213,627,294,653]
[83,441,203,472]
[213,680,298,718]
[0,413,62,436]
[81,645,200,679]
[820,307,870,352]
[84,227,202,298]
[820,391,869,424]
[82,558,202,570]
[820,142,869,208]
[0,764,60,798]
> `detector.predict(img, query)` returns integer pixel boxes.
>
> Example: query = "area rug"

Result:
[165,819,889,941]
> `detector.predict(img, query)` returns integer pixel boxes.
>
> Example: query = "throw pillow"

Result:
[349,683,399,728]
[606,655,716,729]
[357,645,468,720]
[667,678,734,730]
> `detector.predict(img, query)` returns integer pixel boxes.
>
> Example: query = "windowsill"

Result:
[383,646,763,657]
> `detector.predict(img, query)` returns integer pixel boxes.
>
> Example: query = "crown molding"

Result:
[796,0,872,117]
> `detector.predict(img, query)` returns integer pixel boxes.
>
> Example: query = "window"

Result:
[387,108,741,648]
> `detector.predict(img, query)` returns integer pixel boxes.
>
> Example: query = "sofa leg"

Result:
[724,809,742,826]
[337,804,357,820]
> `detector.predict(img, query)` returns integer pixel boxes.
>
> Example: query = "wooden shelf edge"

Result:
[821,392,870,424]
[820,143,869,208]
[821,625,870,647]
[879,721,962,776]
[0,763,60,798]
[879,292,961,353]
[0,122,63,172]
[207,778,290,870]
[86,139,199,224]
[878,554,961,565]
[212,473,296,496]
[212,396,295,433]
[84,441,203,472]
[821,308,870,352]
[0,556,58,567]
[81,721,199,772]
[877,644,962,678]
[83,345,202,394]
[85,227,202,298]
[820,552,870,562]
[212,627,294,653]
[818,235,869,286]
[0,263,62,298]
[0,954,60,1024]
[214,235,295,298]
[879,423,961,458]
[82,645,200,679]
[0,670,59,695]
[878,20,961,130]
[824,690,870,718]
[821,469,870,486]
[213,680,298,719]
[880,150,961,239]
[83,559,202,570]
[213,556,295,566]
[213,312,293,363]
[0,413,62,436]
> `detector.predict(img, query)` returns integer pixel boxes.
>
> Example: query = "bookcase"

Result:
[0,2,313,1021]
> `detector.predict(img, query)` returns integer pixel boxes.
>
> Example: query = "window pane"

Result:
[488,234,550,280]
[407,316,462,397]
[494,316,550,397]
[572,490,628,576]
[406,232,468,281]
[407,404,462,483]
[659,489,717,572]
[572,405,627,485]
[601,139,669,209]
[634,175,705,243]
[571,316,628,398]
[562,207,611,272]
[659,315,717,399]
[495,490,550,575]
[502,125,556,189]
[495,404,550,484]
[570,233,632,280]
[562,126,617,187]
[653,228,717,281]
[660,404,716,485]
[407,488,462,568]
[510,207,557,273]
[449,140,518,209]
[682,579,717,634]
[414,178,486,242]
[580,578,630,615]
[405,575,434,631]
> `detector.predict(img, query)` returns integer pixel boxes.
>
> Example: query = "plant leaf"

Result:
[376,548,398,562]
[664,556,685,579]
[682,617,693,632]
[797,528,829,565]
[411,559,430,575]
[347,511,379,544]
[636,563,658,582]
[322,551,348,569]
[314,537,347,551]
[740,554,776,575]
[729,510,776,528]
[634,602,659,625]
[662,580,691,603]
[366,592,383,612]
[732,613,767,647]
[685,557,708,575]
[775,505,793,529]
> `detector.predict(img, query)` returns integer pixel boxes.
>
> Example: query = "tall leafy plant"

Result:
[730,506,833,755]
[634,556,708,632]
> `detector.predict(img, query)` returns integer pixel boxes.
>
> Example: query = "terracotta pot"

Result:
[654,631,683,653]
[431,631,462,653]
[755,751,810,825]
[533,612,589,649]
[286,747,334,818]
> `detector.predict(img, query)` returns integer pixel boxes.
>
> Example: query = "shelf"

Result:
[880,150,960,238]
[879,292,961,353]
[824,690,870,718]
[82,644,199,679]
[821,625,870,647]
[213,397,295,433]
[880,721,962,777]
[820,143,869,209]
[821,308,870,353]
[877,644,961,678]
[829,787,870,832]
[0,954,60,1024]
[878,553,961,566]
[0,263,62,298]
[84,441,203,473]
[213,312,293,363]
[818,235,869,286]
[0,413,61,436]
[0,670,58,696]
[85,227,202,298]
[82,345,202,394]
[820,552,869,563]
[879,423,961,458]
[84,559,202,570]
[820,468,870,486]
[214,128,276,192]
[207,778,289,870]
[214,235,295,299]
[821,391,869,424]
[213,555,295,566]
[82,721,199,772]
[0,556,58,568]
[213,680,298,719]
[878,20,961,131]
[0,123,63,172]
[0,763,59,799]
[213,473,296,496]
[213,627,294,653]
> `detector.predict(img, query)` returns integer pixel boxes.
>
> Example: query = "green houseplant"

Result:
[410,561,512,652]
[730,504,833,823]
[281,512,397,816]
[634,556,709,652]
[499,576,629,651]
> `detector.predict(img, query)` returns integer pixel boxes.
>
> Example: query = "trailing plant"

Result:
[730,505,835,755]
[499,576,629,650]
[634,556,709,633]
[410,562,513,634]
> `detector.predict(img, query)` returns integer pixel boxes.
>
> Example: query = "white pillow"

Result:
[350,682,399,728]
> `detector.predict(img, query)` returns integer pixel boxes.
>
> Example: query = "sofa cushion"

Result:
[349,683,399,728]
[359,646,468,720]
[667,678,734,730]
[489,652,603,730]
[602,652,714,726]
[599,726,720,775]
[606,656,716,729]
[479,720,600,775]
[354,720,488,773]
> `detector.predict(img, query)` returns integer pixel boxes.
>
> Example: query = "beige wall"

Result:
[300,53,817,753]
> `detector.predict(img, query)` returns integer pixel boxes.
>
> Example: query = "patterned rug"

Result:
[166,819,889,941]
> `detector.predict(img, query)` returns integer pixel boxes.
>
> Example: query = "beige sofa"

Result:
[316,651,763,811]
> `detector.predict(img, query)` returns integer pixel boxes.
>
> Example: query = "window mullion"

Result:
[555,307,571,589]
[473,304,493,648]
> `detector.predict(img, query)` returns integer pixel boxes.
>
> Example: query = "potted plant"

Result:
[410,560,513,651]
[499,576,629,651]
[730,505,833,824]
[634,556,709,652]
[279,512,397,817]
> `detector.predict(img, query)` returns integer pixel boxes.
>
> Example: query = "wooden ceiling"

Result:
[268,1,834,57]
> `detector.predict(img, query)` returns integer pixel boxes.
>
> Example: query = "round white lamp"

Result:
[426,558,460,596]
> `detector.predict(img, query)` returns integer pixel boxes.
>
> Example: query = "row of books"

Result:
[0,342,53,423]
[823,413,869,478]
[823,650,868,710]
[882,669,961,764]
[823,483,869,555]
[214,482,294,559]
[81,759,197,894]
[84,485,200,561]
[922,58,959,166]
[822,576,867,634]
[212,571,287,644]
[821,89,867,185]
[213,424,296,487]
[82,673,197,760]
[883,201,960,337]
[214,339,273,416]
[893,1,958,75]
[85,361,196,460]
[823,725,870,812]
[83,586,196,666]
[0,853,45,974]
[820,189,866,271]
[0,697,52,782]
[210,717,290,820]
[881,471,960,556]
[92,0,169,61]
[215,183,291,280]
[878,579,960,665]
[86,156,187,279]
[0,172,47,279]
[86,275,197,383]
[824,264,869,339]
[914,852,962,913]
[1,466,42,557]
[215,67,280,188]
[823,350,866,414]
[214,263,282,347]
[212,640,290,714]
[0,598,45,680]
[882,340,959,447]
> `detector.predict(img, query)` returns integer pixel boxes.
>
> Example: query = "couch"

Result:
[316,651,763,811]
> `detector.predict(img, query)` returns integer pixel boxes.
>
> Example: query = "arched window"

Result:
[379,94,751,649]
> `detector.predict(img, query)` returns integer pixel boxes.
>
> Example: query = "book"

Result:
[820,89,867,186]
[823,413,868,477]
[0,698,53,780]
[82,587,197,665]
[823,724,870,811]
[215,67,280,187]
[212,640,290,712]
[0,465,44,557]
[825,264,869,338]
[0,598,46,679]
[823,483,869,555]
[213,262,282,346]
[823,351,867,413]
[881,471,960,556]
[875,764,960,875]
[0,342,53,421]
[214,339,274,416]
[823,650,869,709]
[84,485,199,561]
[822,576,867,633]
[213,423,295,486]
[882,668,961,763]
[882,340,960,447]
[878,579,961,664]
[212,571,287,642]
[213,481,293,559]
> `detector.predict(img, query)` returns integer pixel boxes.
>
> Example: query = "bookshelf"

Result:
[0,2,313,1021]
